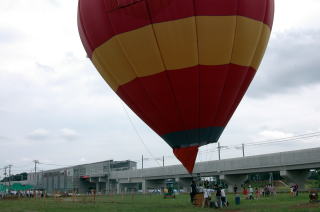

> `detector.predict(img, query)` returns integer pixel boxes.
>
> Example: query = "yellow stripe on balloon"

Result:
[197,16,237,66]
[152,16,199,70]
[92,16,271,91]
[92,53,119,91]
[117,25,165,77]
[231,16,270,69]
[93,36,135,89]
[92,25,166,90]
[251,24,271,70]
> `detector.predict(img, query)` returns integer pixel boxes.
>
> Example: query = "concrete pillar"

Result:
[96,182,100,193]
[178,178,192,193]
[220,174,248,193]
[141,180,147,193]
[116,183,120,194]
[105,181,109,194]
[280,170,310,190]
[107,177,111,194]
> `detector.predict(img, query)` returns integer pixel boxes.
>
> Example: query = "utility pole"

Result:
[33,160,39,188]
[107,161,111,194]
[162,156,164,167]
[242,144,245,157]
[218,143,221,160]
[141,155,144,169]
[8,165,12,188]
[4,166,7,186]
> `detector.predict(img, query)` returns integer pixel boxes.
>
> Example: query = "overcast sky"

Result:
[1,0,320,176]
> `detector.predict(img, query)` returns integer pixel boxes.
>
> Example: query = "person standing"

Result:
[290,185,294,197]
[202,186,214,208]
[221,187,228,207]
[248,185,254,200]
[243,187,248,199]
[233,184,238,194]
[215,186,222,208]
[294,184,299,196]
[190,180,197,203]
[255,187,260,200]
[263,185,268,197]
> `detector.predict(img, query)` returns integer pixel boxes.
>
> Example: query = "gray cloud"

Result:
[59,128,79,141]
[0,28,23,44]
[0,136,10,141]
[36,63,55,72]
[48,0,61,7]
[26,129,50,141]
[247,29,320,98]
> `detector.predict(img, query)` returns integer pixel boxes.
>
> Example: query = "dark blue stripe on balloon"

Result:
[161,126,225,148]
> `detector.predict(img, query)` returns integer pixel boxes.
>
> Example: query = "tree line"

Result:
[1,172,27,182]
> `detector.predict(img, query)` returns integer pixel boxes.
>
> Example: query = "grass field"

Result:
[0,193,319,212]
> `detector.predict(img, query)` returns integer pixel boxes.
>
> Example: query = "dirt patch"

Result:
[100,201,132,204]
[290,202,320,209]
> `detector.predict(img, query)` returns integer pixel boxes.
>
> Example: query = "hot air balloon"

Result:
[77,0,274,173]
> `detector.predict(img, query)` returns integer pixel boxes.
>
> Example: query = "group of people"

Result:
[233,184,277,200]
[190,180,228,208]
[240,185,255,200]
[290,184,299,197]
[0,190,46,199]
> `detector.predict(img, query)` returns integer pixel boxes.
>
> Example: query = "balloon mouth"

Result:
[173,146,199,174]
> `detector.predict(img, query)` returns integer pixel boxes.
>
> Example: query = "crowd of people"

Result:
[190,181,305,207]
[0,190,46,199]
[237,184,277,200]
[190,180,229,208]
[189,181,287,208]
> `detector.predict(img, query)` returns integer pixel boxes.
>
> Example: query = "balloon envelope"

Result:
[78,0,274,173]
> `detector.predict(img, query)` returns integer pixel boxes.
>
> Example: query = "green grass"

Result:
[0,193,319,212]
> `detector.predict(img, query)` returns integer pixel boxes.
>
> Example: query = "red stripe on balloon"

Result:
[225,67,257,123]
[78,0,115,57]
[264,0,275,29]
[147,0,274,28]
[108,1,151,35]
[116,64,255,136]
[213,65,251,125]
[236,0,269,26]
[146,0,195,23]
[195,0,272,28]
[77,4,93,57]
[78,0,274,58]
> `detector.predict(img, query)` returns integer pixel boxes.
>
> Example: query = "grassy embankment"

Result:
[0,193,319,212]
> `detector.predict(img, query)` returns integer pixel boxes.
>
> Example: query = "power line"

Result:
[1,131,320,172]
[39,162,70,167]
[120,101,161,167]
[199,131,320,154]
[244,131,320,147]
